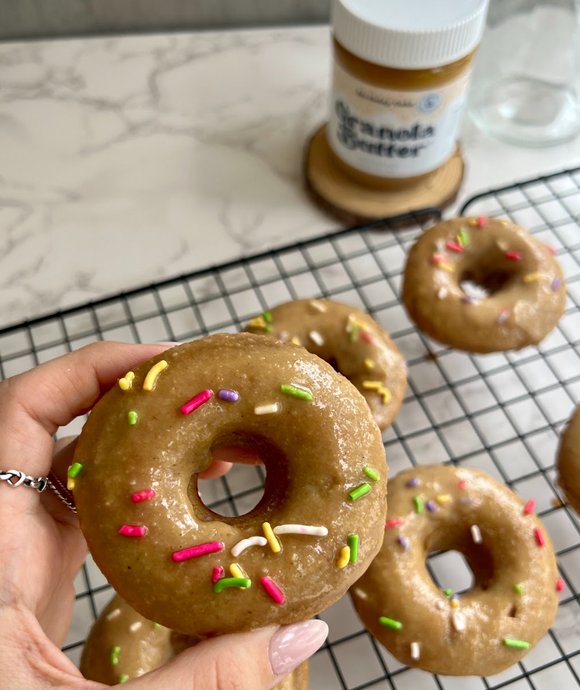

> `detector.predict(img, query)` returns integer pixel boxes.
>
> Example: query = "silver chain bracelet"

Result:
[0,469,77,513]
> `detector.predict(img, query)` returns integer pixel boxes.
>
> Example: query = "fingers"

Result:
[127,621,328,690]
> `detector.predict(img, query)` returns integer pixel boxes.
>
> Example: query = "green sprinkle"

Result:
[349,483,371,501]
[119,675,129,684]
[503,638,530,650]
[348,324,359,342]
[265,324,273,332]
[363,467,380,482]
[153,622,161,629]
[379,616,403,631]
[514,583,524,595]
[458,228,470,247]
[128,411,138,425]
[444,589,453,597]
[263,311,272,323]
[280,384,313,401]
[214,577,251,593]
[414,496,424,514]
[67,462,83,478]
[348,534,359,563]
[110,646,121,666]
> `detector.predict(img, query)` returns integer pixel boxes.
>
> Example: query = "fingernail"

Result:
[269,620,328,676]
[156,341,182,347]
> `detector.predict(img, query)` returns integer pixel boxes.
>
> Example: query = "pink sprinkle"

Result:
[524,499,536,515]
[180,389,213,415]
[172,541,223,562]
[385,518,403,530]
[505,251,522,261]
[212,566,225,584]
[132,489,155,503]
[556,578,565,592]
[534,527,546,547]
[118,525,147,537]
[359,331,374,344]
[477,216,488,227]
[431,254,445,265]
[446,241,464,253]
[457,480,467,489]
[261,576,285,604]
[546,244,556,255]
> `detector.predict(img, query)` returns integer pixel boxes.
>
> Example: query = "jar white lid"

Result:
[332,0,489,70]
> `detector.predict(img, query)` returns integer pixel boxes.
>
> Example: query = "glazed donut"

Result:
[73,333,387,636]
[402,217,566,353]
[245,299,406,430]
[350,465,559,676]
[558,404,580,514]
[80,594,309,689]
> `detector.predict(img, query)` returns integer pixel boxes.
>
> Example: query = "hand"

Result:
[0,342,328,689]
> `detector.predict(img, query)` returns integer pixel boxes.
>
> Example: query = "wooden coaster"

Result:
[305,124,465,227]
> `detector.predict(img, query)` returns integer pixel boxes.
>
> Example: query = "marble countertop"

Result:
[1,25,580,330]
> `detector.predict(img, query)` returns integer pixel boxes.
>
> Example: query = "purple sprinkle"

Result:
[462,296,475,304]
[426,500,436,512]
[451,593,459,601]
[218,389,239,402]
[460,497,473,504]
[406,478,420,487]
[498,309,509,324]
[397,536,409,551]
[552,278,562,291]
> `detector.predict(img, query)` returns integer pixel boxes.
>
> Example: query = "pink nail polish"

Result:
[269,620,328,676]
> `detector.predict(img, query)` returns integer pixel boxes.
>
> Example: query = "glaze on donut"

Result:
[245,299,406,430]
[350,465,559,676]
[73,333,387,636]
[402,217,565,353]
[80,594,309,688]
[558,404,580,514]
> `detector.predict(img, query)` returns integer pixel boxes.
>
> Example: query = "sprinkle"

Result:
[437,495,451,504]
[129,622,142,633]
[461,497,473,505]
[349,483,371,501]
[407,478,420,487]
[263,311,272,323]
[471,525,482,544]
[431,254,445,264]
[498,308,509,324]
[128,410,138,425]
[347,323,359,342]
[349,534,359,562]
[534,527,546,547]
[379,617,403,630]
[397,535,409,551]
[248,316,266,329]
[477,216,488,227]
[410,642,420,660]
[218,389,239,402]
[450,599,459,609]
[462,295,475,304]
[439,263,455,273]
[131,489,155,503]
[414,496,424,514]
[426,500,436,512]
[457,229,470,247]
[106,609,121,621]
[436,601,445,610]
[118,371,135,391]
[67,462,83,478]
[261,576,285,604]
[280,384,313,401]
[254,403,280,415]
[552,278,562,291]
[231,536,268,557]
[273,524,328,537]
[514,583,524,595]
[444,589,453,597]
[143,360,168,391]
[363,358,375,370]
[67,477,75,491]
[309,300,327,312]
[119,676,129,684]
[309,330,325,347]
[556,578,565,592]
[337,546,351,568]
[385,518,403,529]
[290,337,302,346]
[110,646,121,666]
[364,467,380,482]
[546,244,557,255]
[214,577,251,592]
[153,623,161,629]
[212,566,224,584]
[446,241,464,253]
[118,525,147,538]
[181,389,213,415]
[172,541,223,562]
[457,480,467,489]
[263,522,281,553]
[437,287,449,300]
[451,611,466,632]
[362,380,391,404]
[359,331,374,344]
[503,638,530,650]
[523,272,542,283]
[524,499,536,515]
[229,563,247,580]
[505,251,522,261]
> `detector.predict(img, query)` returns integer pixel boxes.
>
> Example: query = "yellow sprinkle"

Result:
[450,599,459,608]
[347,314,369,331]
[362,380,381,390]
[337,546,351,569]
[118,371,135,391]
[436,495,451,504]
[362,380,391,404]
[290,337,302,346]
[262,522,281,553]
[143,360,168,391]
[523,272,542,283]
[364,358,375,371]
[438,263,455,273]
[248,316,266,329]
[67,477,75,491]
[229,563,247,579]
[468,218,478,226]
[501,220,511,227]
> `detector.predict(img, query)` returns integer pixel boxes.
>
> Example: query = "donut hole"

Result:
[426,531,495,594]
[459,268,513,299]
[427,550,475,594]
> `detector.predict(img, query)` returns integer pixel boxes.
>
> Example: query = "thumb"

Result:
[127,621,328,690]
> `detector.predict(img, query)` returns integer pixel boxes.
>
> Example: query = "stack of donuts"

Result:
[72,216,577,684]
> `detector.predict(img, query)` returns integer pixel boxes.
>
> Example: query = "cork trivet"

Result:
[305,124,464,227]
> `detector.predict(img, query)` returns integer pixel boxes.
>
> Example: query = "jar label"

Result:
[328,60,471,178]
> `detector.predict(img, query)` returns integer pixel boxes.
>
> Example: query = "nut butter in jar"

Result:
[327,0,489,190]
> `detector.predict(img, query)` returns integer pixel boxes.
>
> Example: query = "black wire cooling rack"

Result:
[1,166,580,689]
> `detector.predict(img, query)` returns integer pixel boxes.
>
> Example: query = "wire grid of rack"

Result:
[1,167,580,689]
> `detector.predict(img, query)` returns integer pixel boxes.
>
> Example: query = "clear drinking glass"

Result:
[468,0,580,147]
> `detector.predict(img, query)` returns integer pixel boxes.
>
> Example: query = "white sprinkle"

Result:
[273,524,329,537]
[410,642,420,660]
[130,621,142,633]
[353,587,368,600]
[106,609,121,621]
[471,525,482,544]
[309,330,325,347]
[254,403,280,415]
[436,601,445,610]
[279,331,290,342]
[309,300,327,312]
[437,287,448,300]
[231,536,268,557]
[497,240,509,251]
[451,611,466,632]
